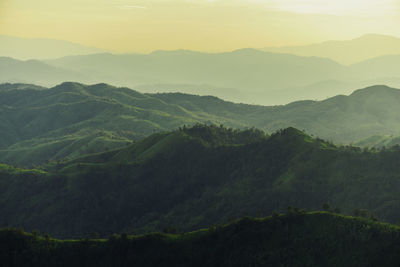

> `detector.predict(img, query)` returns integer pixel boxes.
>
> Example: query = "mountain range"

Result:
[263,34,400,65]
[2,49,400,105]
[2,125,400,238]
[2,82,400,166]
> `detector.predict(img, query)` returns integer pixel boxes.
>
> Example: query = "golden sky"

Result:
[1,0,400,52]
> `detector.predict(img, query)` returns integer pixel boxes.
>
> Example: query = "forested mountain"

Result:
[2,212,400,267]
[0,82,259,166]
[2,82,400,166]
[2,125,400,238]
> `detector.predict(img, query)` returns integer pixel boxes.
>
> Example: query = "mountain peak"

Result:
[350,85,399,96]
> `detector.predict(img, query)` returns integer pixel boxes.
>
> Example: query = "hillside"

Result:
[2,83,400,166]
[2,212,400,267]
[0,82,261,166]
[2,125,400,238]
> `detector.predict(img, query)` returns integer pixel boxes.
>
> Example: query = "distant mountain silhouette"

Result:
[45,49,347,95]
[263,34,400,65]
[0,35,104,60]
[0,57,89,86]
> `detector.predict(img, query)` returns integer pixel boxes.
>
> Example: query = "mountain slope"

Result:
[2,212,400,267]
[2,125,400,238]
[0,82,260,166]
[2,83,400,166]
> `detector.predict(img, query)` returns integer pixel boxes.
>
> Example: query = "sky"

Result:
[1,0,400,52]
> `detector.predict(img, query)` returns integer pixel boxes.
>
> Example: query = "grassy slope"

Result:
[2,212,400,267]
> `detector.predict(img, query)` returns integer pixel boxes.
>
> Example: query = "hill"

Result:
[263,34,400,65]
[0,35,104,60]
[0,82,262,166]
[2,125,400,238]
[2,212,400,267]
[2,83,400,166]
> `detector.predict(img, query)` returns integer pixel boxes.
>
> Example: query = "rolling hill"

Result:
[2,82,400,166]
[2,125,400,238]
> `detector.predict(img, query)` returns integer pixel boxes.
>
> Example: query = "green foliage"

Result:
[2,125,400,238]
[2,82,400,166]
[2,212,400,266]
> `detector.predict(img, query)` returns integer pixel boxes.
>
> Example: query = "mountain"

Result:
[2,125,400,238]
[263,34,400,65]
[45,49,347,97]
[2,82,400,166]
[0,57,89,86]
[0,82,261,166]
[42,49,400,105]
[0,35,104,60]
[2,212,400,267]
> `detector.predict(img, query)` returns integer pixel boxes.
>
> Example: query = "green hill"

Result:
[2,125,400,238]
[2,212,400,267]
[2,82,400,166]
[0,82,259,166]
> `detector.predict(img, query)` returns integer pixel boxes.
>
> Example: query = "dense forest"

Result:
[1,124,400,238]
[2,211,400,267]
